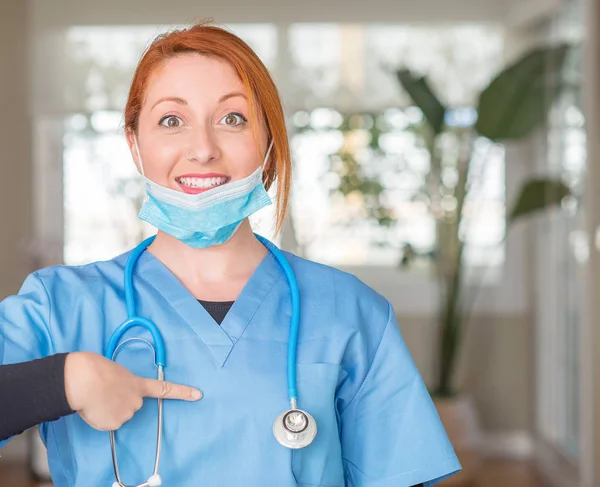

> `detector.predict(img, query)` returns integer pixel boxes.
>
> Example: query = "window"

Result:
[534,0,585,460]
[59,23,507,276]
[287,24,506,269]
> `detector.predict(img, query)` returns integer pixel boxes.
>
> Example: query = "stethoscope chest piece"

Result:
[273,408,317,449]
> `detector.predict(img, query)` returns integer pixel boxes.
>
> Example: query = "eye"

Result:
[159,115,182,128]
[220,112,248,127]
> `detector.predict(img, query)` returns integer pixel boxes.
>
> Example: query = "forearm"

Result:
[0,353,75,441]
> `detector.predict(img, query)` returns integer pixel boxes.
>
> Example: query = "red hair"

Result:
[125,21,291,233]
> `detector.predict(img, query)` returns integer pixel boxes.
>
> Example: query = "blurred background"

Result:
[0,0,599,486]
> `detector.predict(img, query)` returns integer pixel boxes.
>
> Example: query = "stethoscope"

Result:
[104,234,316,487]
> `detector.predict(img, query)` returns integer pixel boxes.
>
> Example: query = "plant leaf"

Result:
[508,178,571,223]
[396,69,446,135]
[476,44,570,141]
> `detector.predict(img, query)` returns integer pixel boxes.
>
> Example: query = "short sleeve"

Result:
[0,272,54,448]
[340,302,461,487]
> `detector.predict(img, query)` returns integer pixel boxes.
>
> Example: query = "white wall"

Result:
[0,0,34,465]
[31,0,511,26]
[582,0,600,484]
[0,1,33,298]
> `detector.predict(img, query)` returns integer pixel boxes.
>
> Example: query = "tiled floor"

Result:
[0,459,547,487]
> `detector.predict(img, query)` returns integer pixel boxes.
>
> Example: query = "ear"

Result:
[125,128,142,174]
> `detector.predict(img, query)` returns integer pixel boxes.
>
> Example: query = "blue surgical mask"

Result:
[133,138,274,248]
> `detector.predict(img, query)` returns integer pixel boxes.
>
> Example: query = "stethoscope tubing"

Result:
[107,233,300,402]
[104,233,306,486]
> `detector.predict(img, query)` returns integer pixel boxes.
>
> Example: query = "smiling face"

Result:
[126,53,269,195]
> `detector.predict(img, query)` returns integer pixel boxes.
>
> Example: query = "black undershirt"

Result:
[198,299,235,325]
[0,300,424,486]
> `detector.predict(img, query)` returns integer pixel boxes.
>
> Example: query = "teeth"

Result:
[178,176,228,189]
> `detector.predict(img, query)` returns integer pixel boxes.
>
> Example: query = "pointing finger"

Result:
[140,378,202,401]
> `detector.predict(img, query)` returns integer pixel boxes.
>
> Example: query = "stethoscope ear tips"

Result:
[148,474,163,486]
[273,408,317,449]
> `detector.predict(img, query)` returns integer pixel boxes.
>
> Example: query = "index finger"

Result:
[139,378,203,401]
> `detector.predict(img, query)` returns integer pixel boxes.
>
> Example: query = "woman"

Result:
[0,22,460,487]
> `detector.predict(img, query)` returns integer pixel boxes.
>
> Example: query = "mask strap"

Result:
[263,139,274,168]
[133,136,146,178]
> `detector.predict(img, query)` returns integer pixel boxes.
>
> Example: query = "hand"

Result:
[64,351,202,431]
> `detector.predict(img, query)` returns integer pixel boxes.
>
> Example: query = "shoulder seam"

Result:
[32,272,57,355]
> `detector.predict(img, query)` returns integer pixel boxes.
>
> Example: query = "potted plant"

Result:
[290,41,573,485]
[394,43,573,484]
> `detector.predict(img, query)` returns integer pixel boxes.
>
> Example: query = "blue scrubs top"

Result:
[0,246,460,486]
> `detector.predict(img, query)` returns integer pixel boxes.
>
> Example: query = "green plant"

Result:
[395,43,573,397]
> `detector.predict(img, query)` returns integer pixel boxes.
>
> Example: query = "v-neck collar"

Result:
[135,249,283,367]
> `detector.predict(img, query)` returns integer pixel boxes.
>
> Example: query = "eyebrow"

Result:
[219,92,246,103]
[150,92,246,111]
[151,96,187,110]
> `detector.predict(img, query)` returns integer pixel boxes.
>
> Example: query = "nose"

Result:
[186,127,220,164]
